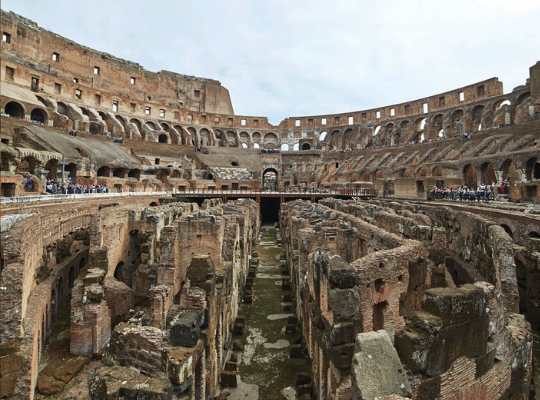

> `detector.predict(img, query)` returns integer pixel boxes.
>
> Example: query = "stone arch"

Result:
[146,121,157,130]
[114,261,125,282]
[200,128,211,146]
[281,144,289,151]
[463,164,478,188]
[252,132,261,145]
[239,131,249,146]
[500,224,513,239]
[226,131,238,147]
[263,132,278,145]
[263,167,278,190]
[130,118,142,130]
[471,105,485,131]
[432,166,442,177]
[17,156,39,174]
[360,171,370,181]
[481,162,496,184]
[97,166,111,177]
[374,170,384,180]
[113,167,126,178]
[57,102,69,116]
[128,169,141,180]
[4,101,25,118]
[30,108,47,124]
[301,143,311,150]
[45,159,58,180]
[187,127,197,146]
[500,159,519,182]
[156,169,168,183]
[158,133,169,143]
[417,167,427,177]
[160,122,170,132]
[400,168,411,178]
[69,266,75,289]
[526,158,540,180]
[516,92,531,107]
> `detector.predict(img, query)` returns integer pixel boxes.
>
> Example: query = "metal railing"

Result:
[1,191,168,205]
[174,188,377,196]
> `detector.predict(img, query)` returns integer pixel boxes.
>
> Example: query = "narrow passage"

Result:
[228,225,312,400]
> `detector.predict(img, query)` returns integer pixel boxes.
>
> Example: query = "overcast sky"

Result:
[3,0,539,124]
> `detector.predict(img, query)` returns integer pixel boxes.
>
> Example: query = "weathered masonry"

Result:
[280,198,536,399]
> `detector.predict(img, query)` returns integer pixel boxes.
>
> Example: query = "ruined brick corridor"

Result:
[227,226,312,400]
[1,6,540,400]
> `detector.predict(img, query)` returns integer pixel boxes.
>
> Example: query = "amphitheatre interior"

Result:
[1,8,540,400]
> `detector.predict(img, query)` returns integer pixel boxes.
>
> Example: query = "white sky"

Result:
[3,0,539,124]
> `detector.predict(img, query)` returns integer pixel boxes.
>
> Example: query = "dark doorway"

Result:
[260,197,280,224]
[30,108,46,123]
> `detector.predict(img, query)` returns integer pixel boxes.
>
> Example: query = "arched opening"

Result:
[45,159,58,180]
[57,102,69,116]
[263,132,278,146]
[67,163,77,180]
[463,164,478,188]
[481,162,496,185]
[263,168,278,191]
[156,169,168,183]
[58,277,64,304]
[501,159,519,182]
[4,101,25,118]
[516,92,531,107]
[158,134,168,143]
[301,143,311,150]
[97,166,111,177]
[170,170,181,178]
[293,143,299,151]
[281,144,289,151]
[471,105,485,131]
[373,126,381,137]
[68,266,75,289]
[79,257,86,272]
[128,169,141,180]
[160,123,170,132]
[113,168,126,178]
[30,108,46,124]
[401,169,411,178]
[417,167,427,177]
[530,231,540,239]
[374,170,384,180]
[130,119,142,130]
[146,121,157,130]
[432,166,442,177]
[319,131,328,142]
[150,201,158,206]
[114,261,125,282]
[526,158,540,180]
[500,224,513,239]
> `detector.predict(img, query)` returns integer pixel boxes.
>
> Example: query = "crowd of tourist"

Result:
[39,178,111,195]
[429,181,511,201]
[261,149,280,154]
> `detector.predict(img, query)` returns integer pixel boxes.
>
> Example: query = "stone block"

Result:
[351,330,411,400]
[169,310,205,348]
